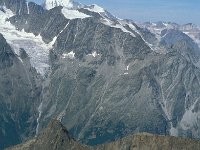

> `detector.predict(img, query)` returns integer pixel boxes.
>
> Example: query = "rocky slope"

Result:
[1,0,200,149]
[7,119,92,150]
[0,34,42,149]
[7,119,200,150]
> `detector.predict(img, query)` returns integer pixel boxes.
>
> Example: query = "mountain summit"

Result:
[44,0,82,9]
[44,0,73,9]
[1,0,200,149]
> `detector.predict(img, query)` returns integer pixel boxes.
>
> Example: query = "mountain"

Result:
[7,119,200,150]
[0,33,42,149]
[44,0,83,10]
[7,119,92,150]
[0,0,200,149]
[44,0,73,9]
[139,21,200,49]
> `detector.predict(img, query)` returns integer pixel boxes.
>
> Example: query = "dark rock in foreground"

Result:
[8,119,200,150]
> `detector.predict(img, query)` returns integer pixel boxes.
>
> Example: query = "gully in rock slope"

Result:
[0,0,200,149]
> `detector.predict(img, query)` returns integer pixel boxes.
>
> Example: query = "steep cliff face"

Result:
[7,119,200,150]
[1,0,200,149]
[0,33,42,149]
[32,8,200,145]
[7,119,92,150]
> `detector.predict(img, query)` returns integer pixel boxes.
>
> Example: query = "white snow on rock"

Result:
[123,72,128,75]
[61,7,90,19]
[45,0,91,19]
[0,7,55,75]
[101,18,136,37]
[62,51,75,59]
[44,0,73,10]
[184,31,200,48]
[88,51,100,57]
[44,0,84,10]
[26,1,30,14]
[126,65,129,71]
[85,4,105,13]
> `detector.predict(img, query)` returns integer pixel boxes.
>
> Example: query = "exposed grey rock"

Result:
[0,33,42,149]
[7,119,93,150]
[19,48,28,60]
[0,34,15,69]
[0,0,28,15]
[1,0,200,149]
[5,0,200,146]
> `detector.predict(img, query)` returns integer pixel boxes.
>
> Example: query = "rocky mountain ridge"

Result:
[0,33,42,150]
[139,21,200,50]
[7,119,200,150]
[0,0,200,149]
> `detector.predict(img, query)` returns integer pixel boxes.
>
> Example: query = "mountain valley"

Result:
[0,0,200,149]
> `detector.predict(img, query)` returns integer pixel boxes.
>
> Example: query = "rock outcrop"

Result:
[8,119,200,150]
[1,0,200,149]
[0,33,42,149]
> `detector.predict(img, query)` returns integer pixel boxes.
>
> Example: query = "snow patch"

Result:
[88,51,100,57]
[50,22,69,43]
[102,18,136,37]
[163,23,169,27]
[126,65,129,71]
[85,4,105,13]
[26,1,29,14]
[62,51,75,59]
[18,57,23,63]
[61,8,91,19]
[123,65,129,75]
[127,23,137,31]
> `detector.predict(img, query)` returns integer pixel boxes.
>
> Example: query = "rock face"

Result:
[7,119,92,150]
[7,119,200,150]
[0,33,42,149]
[1,0,200,149]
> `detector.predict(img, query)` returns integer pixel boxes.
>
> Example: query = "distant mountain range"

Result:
[0,0,200,149]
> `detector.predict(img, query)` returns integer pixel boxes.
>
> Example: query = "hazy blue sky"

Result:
[31,0,200,25]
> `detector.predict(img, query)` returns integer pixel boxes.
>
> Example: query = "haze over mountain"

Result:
[0,0,200,149]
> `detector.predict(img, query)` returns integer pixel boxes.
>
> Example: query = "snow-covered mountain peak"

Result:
[85,4,105,13]
[44,0,73,10]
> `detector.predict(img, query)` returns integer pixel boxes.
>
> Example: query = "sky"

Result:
[31,0,200,25]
